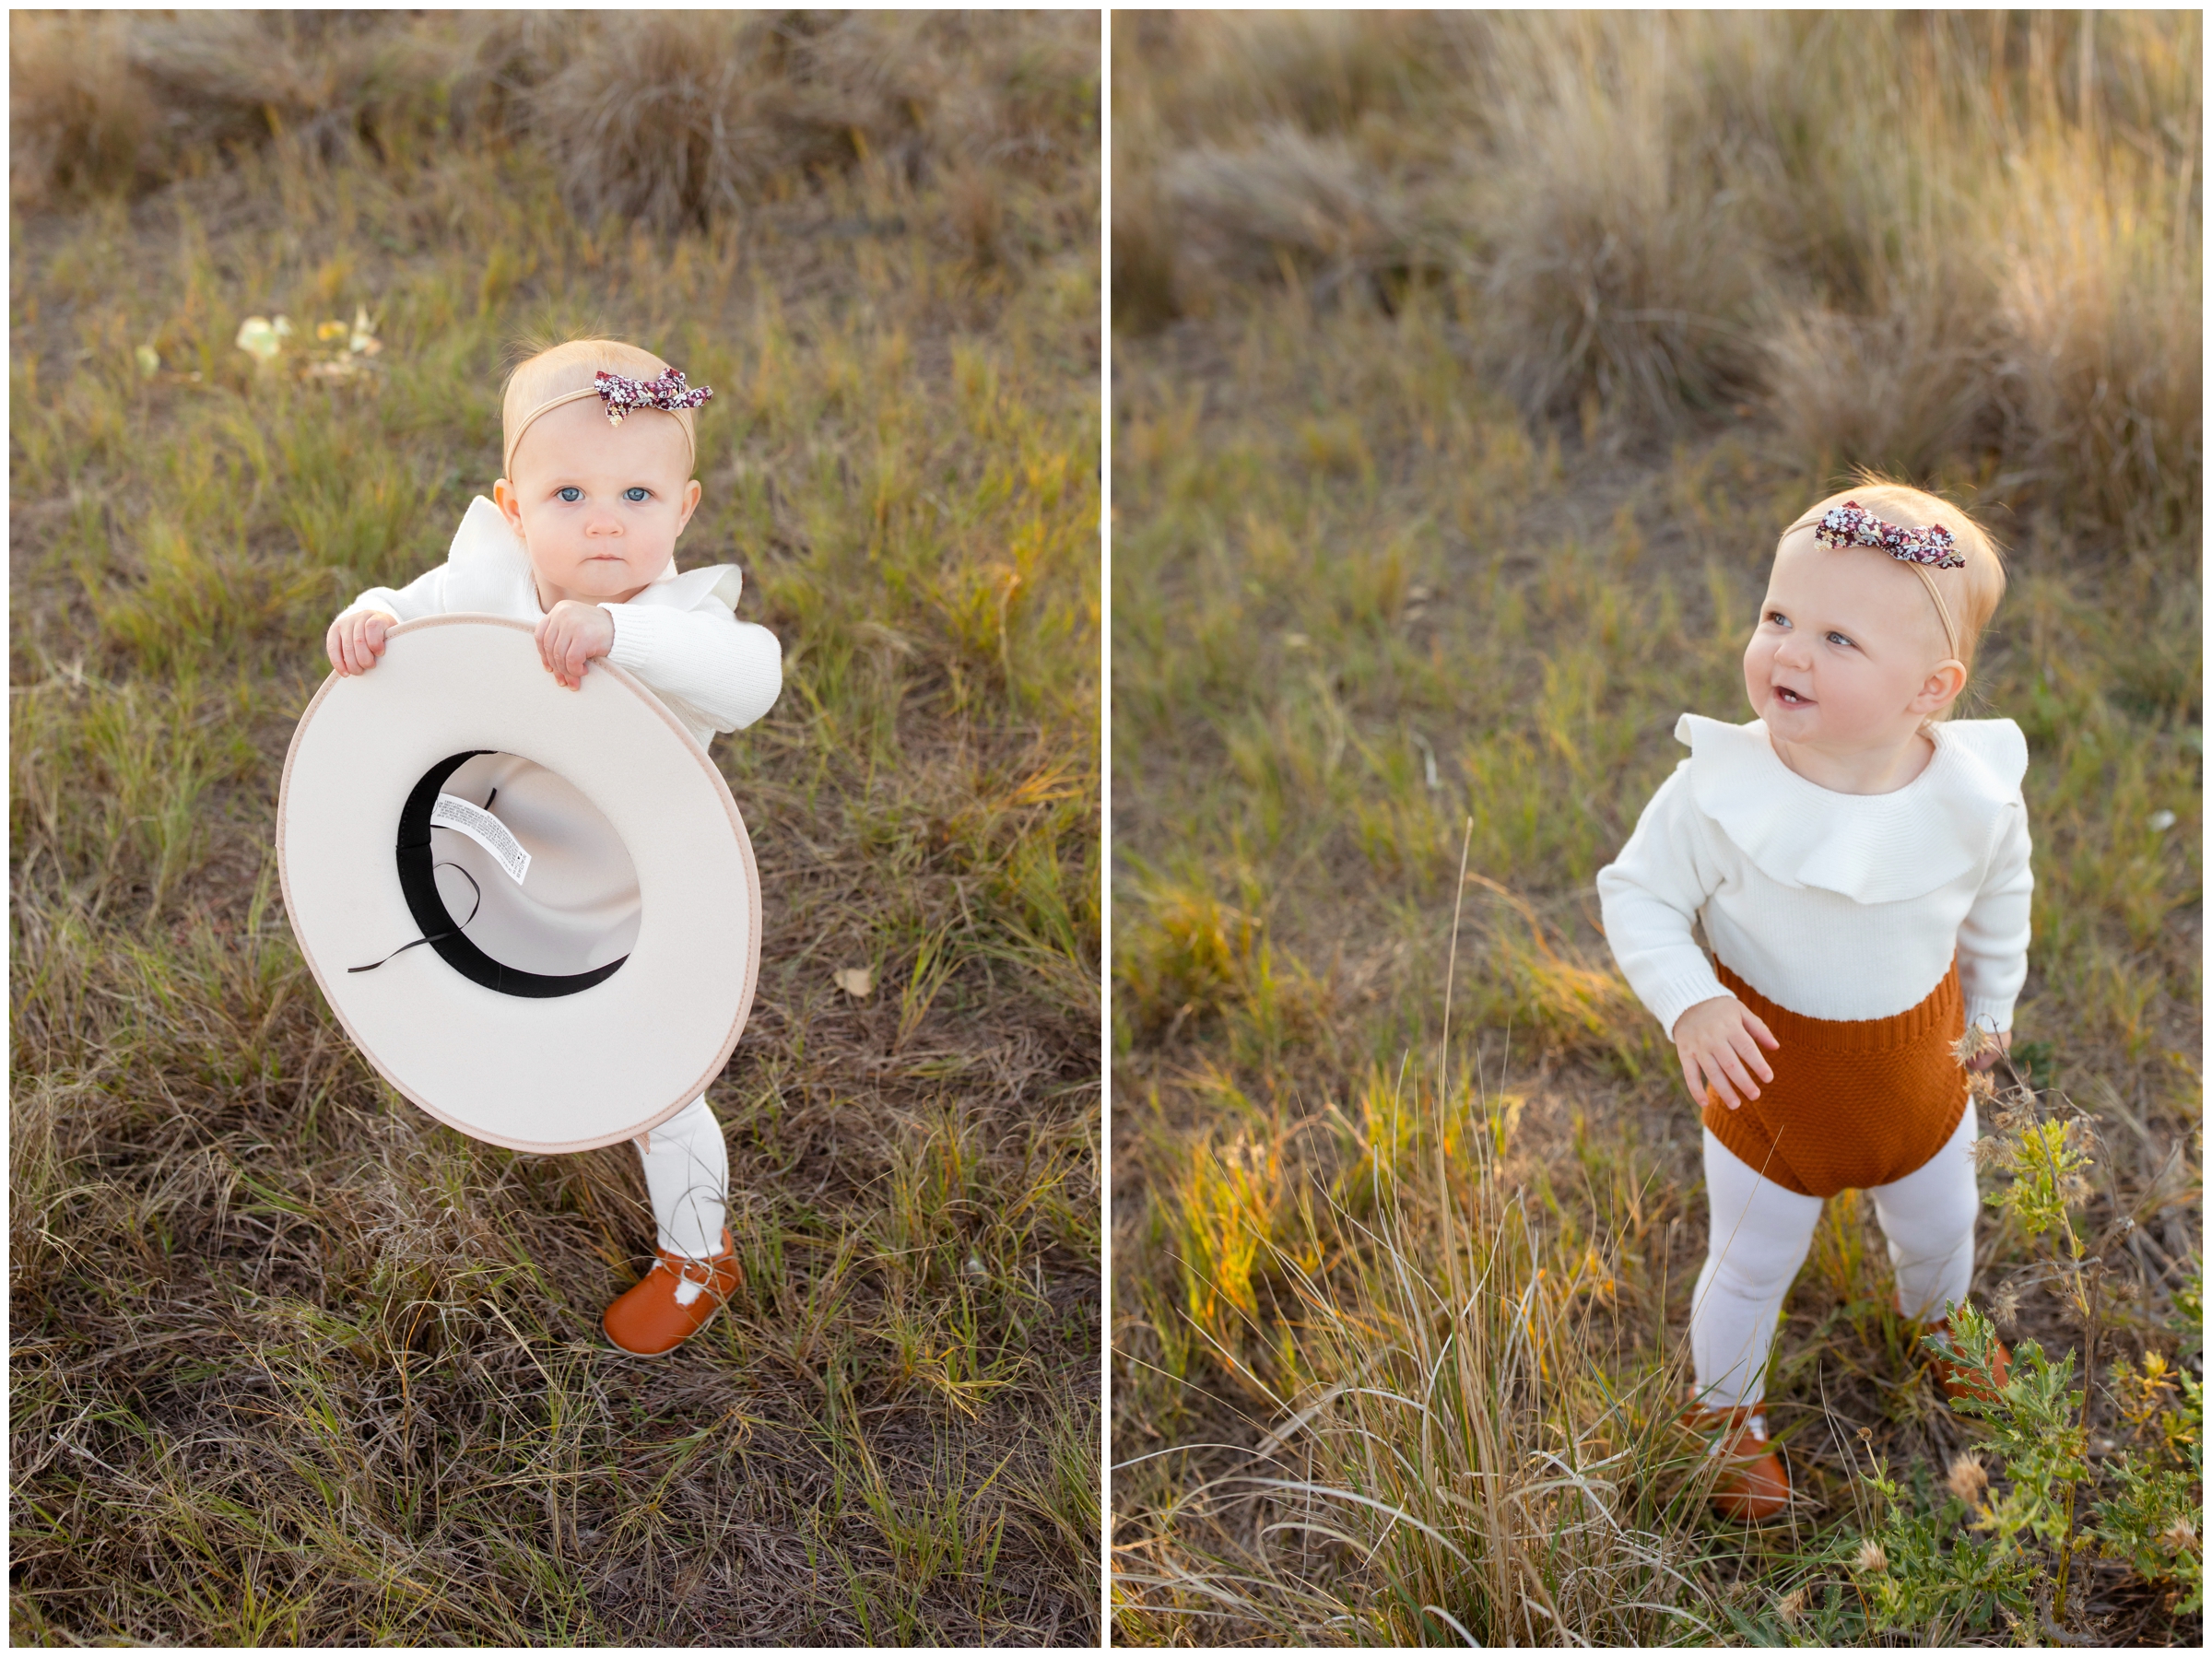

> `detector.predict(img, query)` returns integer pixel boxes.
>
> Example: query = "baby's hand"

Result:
[535,600,616,690]
[327,609,398,676]
[1967,1028,2013,1074]
[1672,994,1780,1111]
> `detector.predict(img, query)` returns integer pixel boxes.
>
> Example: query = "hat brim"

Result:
[277,616,760,1153]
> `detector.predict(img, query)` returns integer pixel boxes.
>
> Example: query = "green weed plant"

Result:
[1841,1072,2203,1641]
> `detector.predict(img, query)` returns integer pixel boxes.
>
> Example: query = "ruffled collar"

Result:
[1675,712,2028,903]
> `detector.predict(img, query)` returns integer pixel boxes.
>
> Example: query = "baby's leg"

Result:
[1693,1129,1824,1410]
[1867,1099,1980,1323]
[634,1097,730,1261]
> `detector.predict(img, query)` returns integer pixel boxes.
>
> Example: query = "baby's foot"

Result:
[1921,1312,2012,1406]
[603,1228,739,1355]
[1680,1404,1791,1522]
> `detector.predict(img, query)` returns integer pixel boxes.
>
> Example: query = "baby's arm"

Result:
[1596,768,1776,1109]
[1959,800,2032,1064]
[603,604,783,733]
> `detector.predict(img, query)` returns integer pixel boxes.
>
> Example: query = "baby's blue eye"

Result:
[1827,631,1853,648]
[557,487,582,503]
[623,487,651,502]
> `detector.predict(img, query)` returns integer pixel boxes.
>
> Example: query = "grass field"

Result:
[10,12,1100,1644]
[1110,12,2200,1645]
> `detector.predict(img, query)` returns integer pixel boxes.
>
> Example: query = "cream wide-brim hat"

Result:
[277,616,760,1153]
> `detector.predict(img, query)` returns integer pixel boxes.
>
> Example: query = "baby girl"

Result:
[1597,480,2031,1520]
[325,336,782,1356]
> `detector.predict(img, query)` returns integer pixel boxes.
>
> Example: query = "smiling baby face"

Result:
[1742,525,1965,750]
[495,397,703,610]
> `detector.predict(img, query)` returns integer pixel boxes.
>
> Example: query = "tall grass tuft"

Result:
[1115,10,2200,544]
[1118,1055,1749,1645]
[525,13,927,234]
[7,12,150,202]
[11,12,1099,240]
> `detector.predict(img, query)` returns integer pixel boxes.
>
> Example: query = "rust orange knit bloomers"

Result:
[1701,957,1969,1199]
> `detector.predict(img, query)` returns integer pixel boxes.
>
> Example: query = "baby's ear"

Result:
[1916,659,1969,714]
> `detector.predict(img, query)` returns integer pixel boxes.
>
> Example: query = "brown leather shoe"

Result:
[603,1228,740,1356]
[1923,1313,2011,1406]
[1682,1404,1791,1522]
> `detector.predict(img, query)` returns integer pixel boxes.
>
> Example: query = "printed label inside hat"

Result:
[397,751,642,996]
[430,793,531,885]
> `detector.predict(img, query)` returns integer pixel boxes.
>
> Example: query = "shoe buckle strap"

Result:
[670,1253,722,1308]
[1700,1413,1768,1456]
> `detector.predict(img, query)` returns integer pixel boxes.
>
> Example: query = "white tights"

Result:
[1690,1099,1980,1410]
[634,1097,729,1262]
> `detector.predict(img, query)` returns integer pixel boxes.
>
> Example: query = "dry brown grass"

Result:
[1112,10,2200,545]
[12,8,1100,1645]
[1112,11,2198,1644]
[12,11,1098,238]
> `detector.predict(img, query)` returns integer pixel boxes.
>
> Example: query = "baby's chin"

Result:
[544,555,671,598]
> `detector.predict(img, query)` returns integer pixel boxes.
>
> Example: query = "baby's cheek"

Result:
[1738,639,1769,699]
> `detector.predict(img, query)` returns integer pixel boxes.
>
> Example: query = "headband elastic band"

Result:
[502,368,712,479]
[505,388,606,478]
[1904,561,1961,663]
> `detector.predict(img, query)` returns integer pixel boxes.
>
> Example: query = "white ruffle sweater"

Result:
[337,497,782,748]
[1596,713,2033,1038]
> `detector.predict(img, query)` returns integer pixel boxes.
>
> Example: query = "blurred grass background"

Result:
[10,9,1099,1644]
[1110,11,2199,1645]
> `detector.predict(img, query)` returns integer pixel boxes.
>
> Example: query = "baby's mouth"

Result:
[1772,684,1814,708]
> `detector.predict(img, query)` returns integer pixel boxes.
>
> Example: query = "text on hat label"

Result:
[430,793,532,885]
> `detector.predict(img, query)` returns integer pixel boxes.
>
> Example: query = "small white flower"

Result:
[235,316,286,362]
[2147,809,2176,832]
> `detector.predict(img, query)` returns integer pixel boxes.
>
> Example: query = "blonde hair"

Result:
[1779,473,2006,706]
[500,336,700,480]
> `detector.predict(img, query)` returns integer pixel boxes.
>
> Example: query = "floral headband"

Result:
[1811,499,1964,662]
[591,368,713,424]
[503,367,714,478]
[1812,501,1964,570]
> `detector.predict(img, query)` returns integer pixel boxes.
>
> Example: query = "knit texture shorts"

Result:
[1700,956,1970,1199]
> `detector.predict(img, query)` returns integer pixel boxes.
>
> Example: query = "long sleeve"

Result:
[1595,765,1731,1038]
[337,561,452,624]
[1956,803,2033,1033]
[603,603,783,735]
[334,498,535,623]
